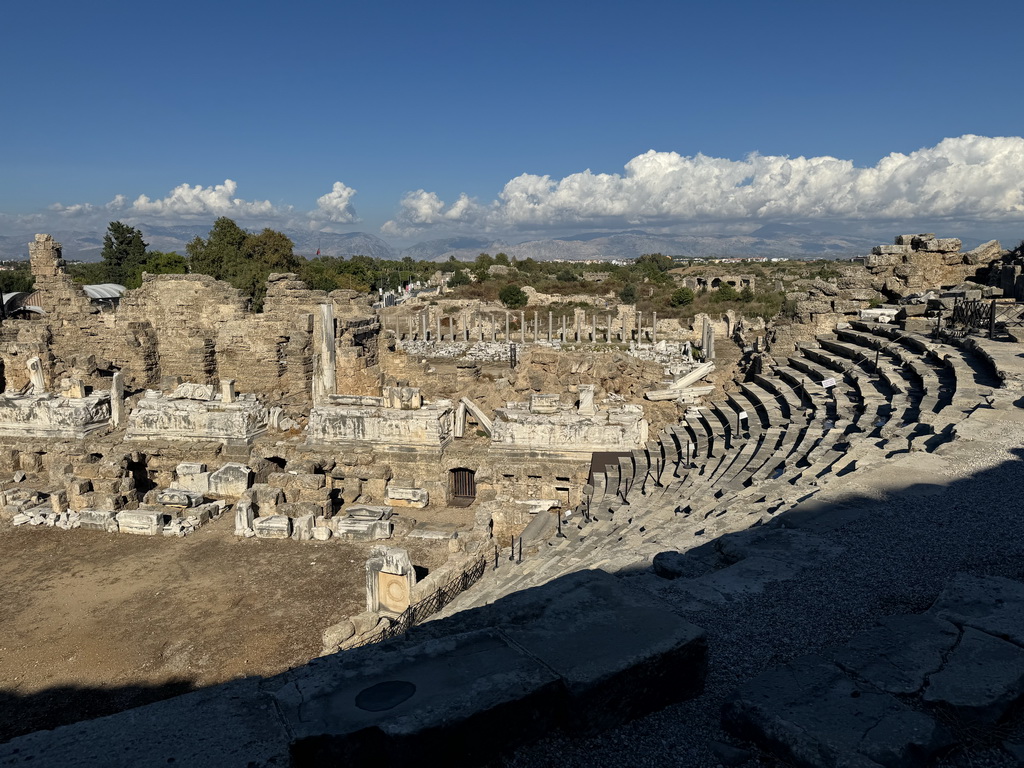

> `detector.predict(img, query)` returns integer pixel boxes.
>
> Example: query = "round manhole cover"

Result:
[354,680,417,712]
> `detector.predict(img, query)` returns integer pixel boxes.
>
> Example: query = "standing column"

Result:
[575,314,580,342]
[606,313,612,343]
[479,313,485,342]
[561,315,567,342]
[110,370,125,427]
[314,303,336,403]
[505,313,510,341]
[592,312,597,342]
[436,315,441,342]
[533,311,539,342]
[491,314,496,342]
[421,312,428,341]
[636,311,642,342]
[407,316,413,340]
[548,311,553,342]
[622,314,628,343]
[520,311,526,343]
[652,311,657,343]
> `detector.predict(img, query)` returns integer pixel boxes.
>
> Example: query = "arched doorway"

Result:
[450,468,476,506]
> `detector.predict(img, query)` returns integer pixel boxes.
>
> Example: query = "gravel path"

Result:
[503,402,1024,767]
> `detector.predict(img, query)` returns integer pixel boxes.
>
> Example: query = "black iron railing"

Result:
[349,555,487,648]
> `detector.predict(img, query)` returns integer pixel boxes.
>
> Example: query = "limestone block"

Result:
[865,253,898,268]
[116,510,164,536]
[529,393,561,414]
[385,484,428,508]
[292,473,325,490]
[280,501,325,519]
[311,526,333,541]
[871,244,911,255]
[174,471,210,495]
[244,484,285,512]
[254,515,292,539]
[963,239,1002,265]
[208,463,253,498]
[923,626,1024,724]
[829,614,959,695]
[334,518,393,540]
[291,514,315,541]
[156,488,204,507]
[920,237,962,253]
[911,234,938,249]
[176,462,207,475]
[77,509,119,532]
[723,655,952,767]
[233,501,255,536]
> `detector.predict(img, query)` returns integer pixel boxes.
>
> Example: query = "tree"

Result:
[556,269,578,283]
[100,222,148,286]
[670,287,695,307]
[619,283,638,304]
[494,252,510,266]
[448,268,470,287]
[186,217,248,280]
[499,284,528,309]
[142,251,187,275]
[713,283,739,302]
[740,286,755,302]
[186,218,298,310]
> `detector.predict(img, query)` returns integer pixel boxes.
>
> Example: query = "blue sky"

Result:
[2,0,1023,245]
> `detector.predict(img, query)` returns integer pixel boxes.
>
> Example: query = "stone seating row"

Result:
[444,328,1003,612]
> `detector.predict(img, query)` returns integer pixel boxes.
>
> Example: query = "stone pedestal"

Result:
[365,546,417,615]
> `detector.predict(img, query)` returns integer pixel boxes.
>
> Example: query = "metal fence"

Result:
[939,298,1024,339]
[349,555,488,648]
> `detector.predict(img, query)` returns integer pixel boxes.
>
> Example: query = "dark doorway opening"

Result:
[126,454,157,496]
[450,468,476,507]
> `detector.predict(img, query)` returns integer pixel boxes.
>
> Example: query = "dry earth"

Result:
[0,513,455,743]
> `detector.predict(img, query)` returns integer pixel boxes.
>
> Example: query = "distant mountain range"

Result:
[0,222,994,264]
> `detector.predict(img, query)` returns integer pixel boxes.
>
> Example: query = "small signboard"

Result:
[737,410,748,420]
[821,377,837,389]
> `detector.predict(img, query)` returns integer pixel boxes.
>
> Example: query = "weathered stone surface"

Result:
[208,463,253,497]
[156,488,203,507]
[0,392,112,439]
[931,573,1024,647]
[291,514,315,541]
[115,510,163,536]
[829,614,959,695]
[253,515,291,539]
[923,626,1024,724]
[723,655,951,768]
[233,501,254,536]
[963,239,1001,265]
[77,509,118,532]
[308,398,453,447]
[126,389,268,445]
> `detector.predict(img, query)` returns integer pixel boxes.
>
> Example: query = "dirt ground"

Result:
[0,512,457,743]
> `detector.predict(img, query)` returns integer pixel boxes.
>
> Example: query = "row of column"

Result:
[386,310,660,344]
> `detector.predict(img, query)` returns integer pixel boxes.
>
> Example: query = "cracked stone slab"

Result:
[0,678,290,768]
[829,614,960,695]
[277,628,562,766]
[923,626,1024,725]
[722,654,952,768]
[716,527,843,566]
[931,573,1024,647]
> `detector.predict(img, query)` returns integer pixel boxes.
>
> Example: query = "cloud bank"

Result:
[382,135,1024,236]
[50,180,359,227]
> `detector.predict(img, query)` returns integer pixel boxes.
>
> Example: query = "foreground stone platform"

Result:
[0,570,707,767]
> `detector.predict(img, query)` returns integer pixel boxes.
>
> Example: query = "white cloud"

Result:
[313,181,359,223]
[130,179,281,218]
[382,135,1024,236]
